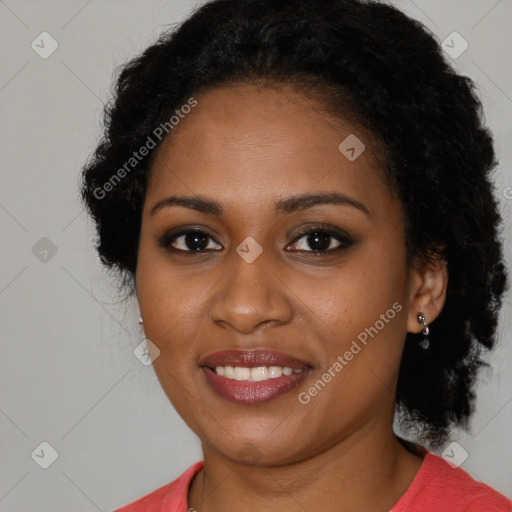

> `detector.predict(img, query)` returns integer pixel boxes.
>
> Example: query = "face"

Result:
[136,83,415,465]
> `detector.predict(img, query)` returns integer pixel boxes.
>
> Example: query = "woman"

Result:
[81,0,511,510]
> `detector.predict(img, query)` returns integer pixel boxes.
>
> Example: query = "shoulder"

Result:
[392,453,512,512]
[113,461,204,512]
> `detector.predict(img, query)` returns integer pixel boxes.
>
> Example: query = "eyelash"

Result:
[158,225,356,256]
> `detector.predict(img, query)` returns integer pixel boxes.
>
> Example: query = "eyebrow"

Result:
[150,192,370,217]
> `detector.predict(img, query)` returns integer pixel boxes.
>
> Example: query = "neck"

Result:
[188,423,424,512]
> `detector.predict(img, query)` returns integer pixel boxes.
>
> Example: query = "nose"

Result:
[209,250,294,334]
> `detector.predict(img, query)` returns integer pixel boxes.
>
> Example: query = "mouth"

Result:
[199,349,313,404]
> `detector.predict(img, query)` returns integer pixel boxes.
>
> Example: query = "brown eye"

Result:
[287,227,355,254]
[159,230,222,252]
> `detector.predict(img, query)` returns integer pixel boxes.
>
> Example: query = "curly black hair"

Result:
[80,0,507,449]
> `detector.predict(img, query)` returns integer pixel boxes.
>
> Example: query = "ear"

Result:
[406,255,448,334]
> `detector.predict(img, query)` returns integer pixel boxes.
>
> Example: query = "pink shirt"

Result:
[114,454,512,511]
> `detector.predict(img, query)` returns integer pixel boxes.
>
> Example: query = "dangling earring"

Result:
[138,316,143,326]
[417,312,430,350]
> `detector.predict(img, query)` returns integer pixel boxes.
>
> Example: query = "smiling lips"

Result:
[200,349,313,404]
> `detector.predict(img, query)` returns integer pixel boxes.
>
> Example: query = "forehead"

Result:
[147,83,391,215]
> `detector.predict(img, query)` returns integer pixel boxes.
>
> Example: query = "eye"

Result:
[159,225,355,255]
[159,229,222,252]
[287,226,355,254]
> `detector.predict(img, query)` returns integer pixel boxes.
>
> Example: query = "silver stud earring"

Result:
[417,312,430,350]
[138,316,145,338]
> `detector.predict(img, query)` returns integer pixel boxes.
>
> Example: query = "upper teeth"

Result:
[214,366,304,381]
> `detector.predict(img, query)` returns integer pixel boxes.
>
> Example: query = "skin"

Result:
[135,82,448,512]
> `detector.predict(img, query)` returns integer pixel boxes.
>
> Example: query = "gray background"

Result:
[1,0,511,510]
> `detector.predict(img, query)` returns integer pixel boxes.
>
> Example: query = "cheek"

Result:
[136,235,204,355]
[136,248,206,416]
[303,245,407,337]
[303,236,409,399]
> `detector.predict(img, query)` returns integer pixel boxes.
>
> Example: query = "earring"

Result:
[417,312,430,350]
[138,316,145,338]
